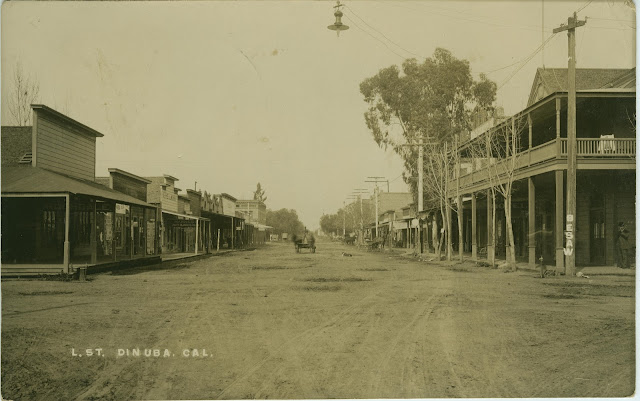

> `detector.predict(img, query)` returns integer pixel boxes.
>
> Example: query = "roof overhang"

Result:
[32,104,104,138]
[1,166,154,207]
[108,168,151,184]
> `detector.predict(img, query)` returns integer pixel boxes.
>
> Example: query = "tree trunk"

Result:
[446,202,452,261]
[437,204,444,260]
[504,194,517,271]
[457,198,464,262]
[432,214,438,255]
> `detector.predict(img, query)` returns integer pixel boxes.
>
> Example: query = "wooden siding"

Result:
[161,188,178,212]
[222,197,236,217]
[112,174,148,202]
[35,114,96,180]
[146,177,164,204]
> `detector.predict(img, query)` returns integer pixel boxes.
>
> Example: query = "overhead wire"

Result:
[342,14,408,61]
[575,0,593,14]
[343,4,425,59]
[587,17,636,23]
[498,33,558,90]
[385,2,553,34]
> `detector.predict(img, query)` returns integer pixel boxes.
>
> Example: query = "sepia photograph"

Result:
[0,0,636,399]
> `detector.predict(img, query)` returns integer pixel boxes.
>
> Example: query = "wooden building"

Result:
[145,175,210,256]
[1,105,160,276]
[446,68,635,270]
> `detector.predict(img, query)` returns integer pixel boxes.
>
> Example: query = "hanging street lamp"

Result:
[327,0,349,36]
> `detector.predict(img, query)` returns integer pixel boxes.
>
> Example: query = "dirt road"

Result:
[1,239,635,399]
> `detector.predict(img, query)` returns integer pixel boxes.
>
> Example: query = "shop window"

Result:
[72,211,91,245]
[42,210,56,244]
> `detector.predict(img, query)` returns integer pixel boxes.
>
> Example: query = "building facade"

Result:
[446,68,635,271]
[1,105,160,275]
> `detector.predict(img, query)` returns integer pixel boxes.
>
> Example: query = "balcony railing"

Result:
[458,137,635,189]
[560,138,636,157]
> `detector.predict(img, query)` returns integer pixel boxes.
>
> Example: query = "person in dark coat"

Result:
[616,222,631,269]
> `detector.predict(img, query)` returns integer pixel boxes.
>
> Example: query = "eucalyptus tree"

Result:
[360,48,496,260]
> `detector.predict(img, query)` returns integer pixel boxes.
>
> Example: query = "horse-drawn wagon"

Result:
[291,233,316,253]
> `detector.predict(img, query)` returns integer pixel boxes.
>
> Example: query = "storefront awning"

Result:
[162,209,209,221]
[2,166,153,208]
[392,221,408,229]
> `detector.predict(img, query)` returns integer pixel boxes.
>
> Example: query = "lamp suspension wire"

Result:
[542,0,545,68]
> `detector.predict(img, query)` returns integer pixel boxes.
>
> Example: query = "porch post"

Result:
[528,177,536,269]
[527,113,533,166]
[195,218,199,255]
[528,113,533,149]
[471,192,477,260]
[113,204,117,262]
[486,189,494,266]
[63,194,71,273]
[556,97,562,155]
[90,199,97,265]
[555,170,565,274]
[130,209,134,259]
[231,217,234,249]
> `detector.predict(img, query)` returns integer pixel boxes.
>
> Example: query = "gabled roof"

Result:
[601,67,636,88]
[2,166,153,207]
[527,68,632,106]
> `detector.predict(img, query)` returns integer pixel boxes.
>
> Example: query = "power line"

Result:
[575,0,593,14]
[386,2,553,34]
[498,33,558,90]
[482,58,532,76]
[342,15,407,61]
[585,25,635,31]
[344,4,424,59]
[587,17,636,23]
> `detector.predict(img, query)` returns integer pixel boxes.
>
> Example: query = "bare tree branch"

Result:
[7,62,40,126]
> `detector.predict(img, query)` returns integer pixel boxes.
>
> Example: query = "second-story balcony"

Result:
[458,136,636,191]
[455,91,636,192]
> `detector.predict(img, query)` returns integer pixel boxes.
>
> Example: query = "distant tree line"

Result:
[266,208,305,235]
[319,199,374,236]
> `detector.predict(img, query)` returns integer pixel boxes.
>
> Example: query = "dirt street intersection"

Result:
[1,239,635,399]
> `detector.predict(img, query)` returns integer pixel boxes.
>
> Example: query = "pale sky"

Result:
[1,1,635,228]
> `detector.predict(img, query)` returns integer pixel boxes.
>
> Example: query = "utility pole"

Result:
[554,12,585,277]
[400,134,434,253]
[342,201,346,236]
[366,177,387,239]
[353,189,368,245]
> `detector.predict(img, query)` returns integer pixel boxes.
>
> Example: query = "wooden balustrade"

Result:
[560,138,636,156]
[457,137,635,188]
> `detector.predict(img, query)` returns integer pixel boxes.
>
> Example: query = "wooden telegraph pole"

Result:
[366,176,388,239]
[554,12,586,276]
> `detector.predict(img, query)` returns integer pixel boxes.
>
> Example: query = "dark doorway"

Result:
[590,193,606,265]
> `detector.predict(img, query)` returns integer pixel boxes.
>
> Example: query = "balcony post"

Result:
[527,113,532,166]
[471,192,477,261]
[486,189,494,267]
[556,97,562,157]
[528,177,536,269]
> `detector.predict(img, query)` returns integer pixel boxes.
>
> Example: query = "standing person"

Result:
[616,222,631,269]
